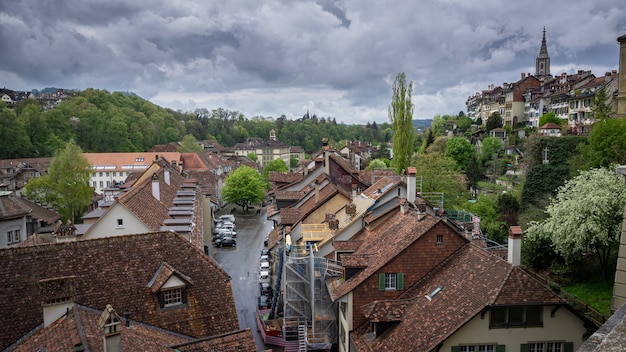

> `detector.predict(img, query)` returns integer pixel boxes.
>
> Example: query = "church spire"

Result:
[535,27,551,78]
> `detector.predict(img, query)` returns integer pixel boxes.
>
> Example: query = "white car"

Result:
[219,214,235,223]
[260,261,270,271]
[259,270,271,284]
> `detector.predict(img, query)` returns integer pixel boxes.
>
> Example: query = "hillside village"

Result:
[0,34,625,352]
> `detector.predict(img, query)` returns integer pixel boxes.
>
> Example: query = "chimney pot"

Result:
[507,226,523,266]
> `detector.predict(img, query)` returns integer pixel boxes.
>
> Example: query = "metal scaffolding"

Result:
[283,244,342,351]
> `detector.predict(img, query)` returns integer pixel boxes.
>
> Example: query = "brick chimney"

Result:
[507,226,523,266]
[407,167,416,203]
[151,173,160,201]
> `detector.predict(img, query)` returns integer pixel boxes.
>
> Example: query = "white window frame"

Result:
[529,342,563,352]
[162,287,183,307]
[384,273,396,290]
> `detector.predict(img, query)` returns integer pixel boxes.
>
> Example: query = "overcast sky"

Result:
[1,1,624,124]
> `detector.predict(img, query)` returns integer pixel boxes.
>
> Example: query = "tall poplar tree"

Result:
[389,72,415,174]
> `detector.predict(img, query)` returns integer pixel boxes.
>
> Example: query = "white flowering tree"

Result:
[525,167,626,277]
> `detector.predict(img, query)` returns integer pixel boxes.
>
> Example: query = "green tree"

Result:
[538,112,565,127]
[366,159,388,170]
[23,140,92,222]
[222,165,266,211]
[463,193,507,243]
[389,72,415,174]
[592,84,614,120]
[178,134,202,153]
[573,118,626,169]
[290,155,299,168]
[525,167,626,277]
[444,137,476,171]
[465,156,482,194]
[262,158,289,188]
[247,152,258,163]
[485,112,503,131]
[413,152,467,209]
[479,137,504,165]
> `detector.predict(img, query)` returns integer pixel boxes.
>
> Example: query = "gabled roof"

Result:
[361,176,402,200]
[8,304,191,351]
[115,159,185,231]
[8,195,62,224]
[9,303,258,352]
[269,170,304,184]
[327,208,445,300]
[0,231,238,350]
[351,244,566,351]
[540,122,561,130]
[0,192,31,219]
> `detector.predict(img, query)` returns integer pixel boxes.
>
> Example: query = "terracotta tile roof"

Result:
[0,157,52,174]
[0,193,31,219]
[351,244,566,351]
[275,190,306,201]
[328,209,443,300]
[116,159,185,231]
[18,233,55,246]
[269,171,304,184]
[267,227,282,249]
[11,195,62,224]
[83,152,181,172]
[330,240,363,252]
[361,299,413,323]
[172,328,257,351]
[9,304,192,351]
[0,231,238,350]
[280,208,301,225]
[540,122,561,129]
[361,176,401,200]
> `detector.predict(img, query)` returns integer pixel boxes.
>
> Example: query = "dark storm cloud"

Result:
[1,0,624,123]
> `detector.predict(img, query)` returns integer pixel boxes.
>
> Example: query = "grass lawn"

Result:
[562,277,613,317]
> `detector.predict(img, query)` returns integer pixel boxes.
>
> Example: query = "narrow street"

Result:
[212,205,275,351]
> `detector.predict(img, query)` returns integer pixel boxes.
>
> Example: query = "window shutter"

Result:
[520,344,529,352]
[378,274,385,291]
[182,287,188,304]
[496,345,505,352]
[451,347,460,352]
[564,342,573,352]
[397,273,404,290]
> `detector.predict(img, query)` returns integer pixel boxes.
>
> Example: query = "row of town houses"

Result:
[466,28,622,135]
[465,69,619,133]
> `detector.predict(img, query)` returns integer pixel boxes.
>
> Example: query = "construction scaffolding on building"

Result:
[283,244,343,351]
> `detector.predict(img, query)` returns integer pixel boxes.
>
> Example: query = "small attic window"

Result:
[135,157,144,162]
[158,276,188,309]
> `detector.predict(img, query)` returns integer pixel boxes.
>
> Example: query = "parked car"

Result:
[215,236,236,248]
[264,235,269,246]
[260,285,273,296]
[217,228,237,238]
[260,281,271,291]
[214,221,235,234]
[260,261,270,271]
[259,270,270,284]
[219,214,236,223]
[258,294,272,309]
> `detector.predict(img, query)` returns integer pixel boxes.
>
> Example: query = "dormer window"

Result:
[158,277,188,309]
[148,262,192,310]
[162,286,184,307]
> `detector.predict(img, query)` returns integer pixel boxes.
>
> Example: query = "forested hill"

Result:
[0,89,400,159]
